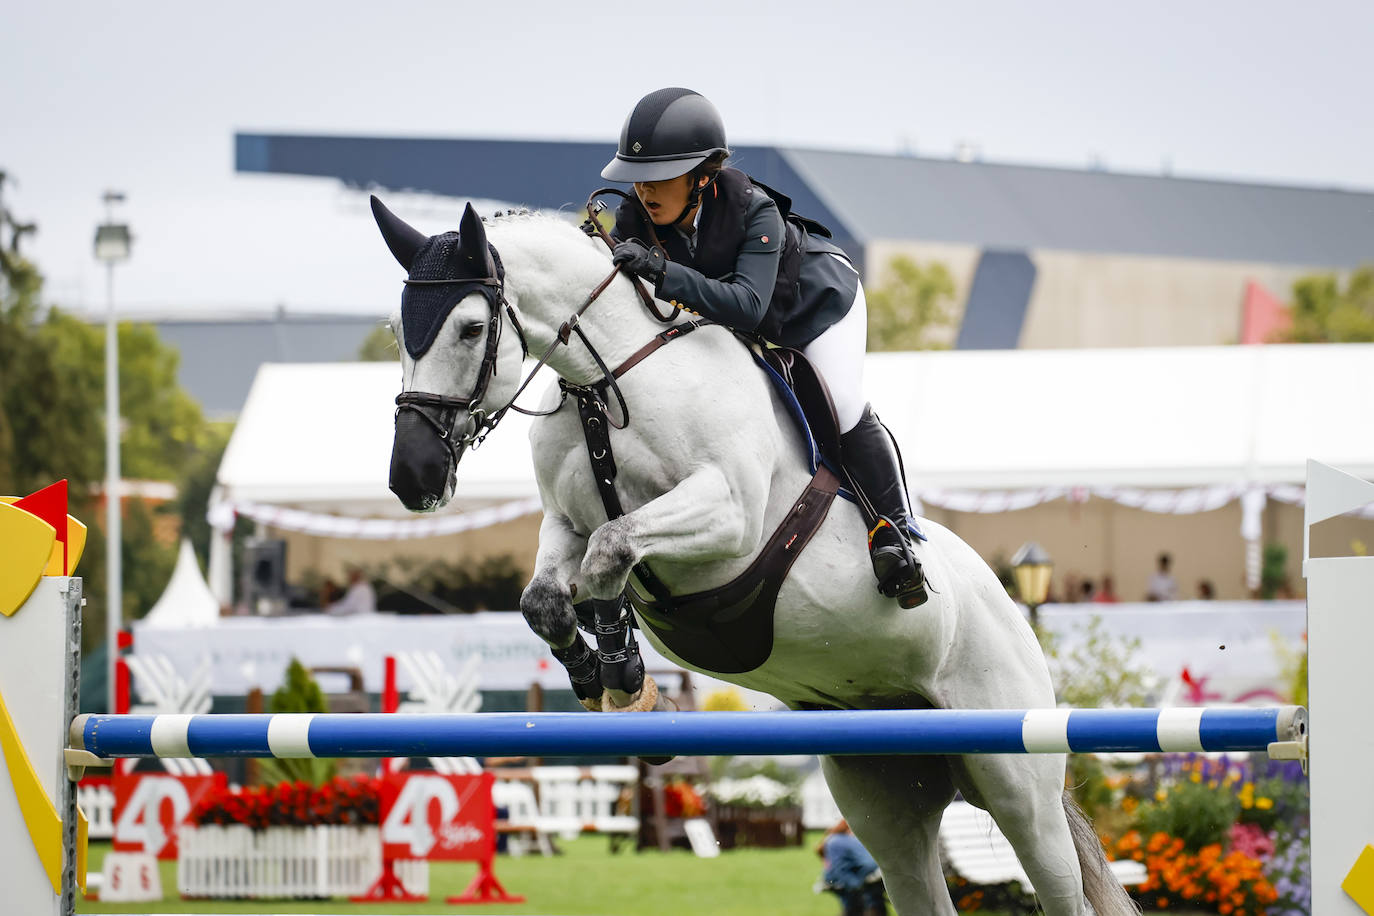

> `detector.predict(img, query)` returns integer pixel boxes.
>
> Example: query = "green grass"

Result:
[78,835,843,916]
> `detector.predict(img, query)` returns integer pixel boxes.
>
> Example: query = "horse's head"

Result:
[371,196,526,512]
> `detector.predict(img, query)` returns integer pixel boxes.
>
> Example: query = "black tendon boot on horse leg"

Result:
[840,404,929,608]
[587,595,661,712]
[587,594,672,763]
[550,633,603,711]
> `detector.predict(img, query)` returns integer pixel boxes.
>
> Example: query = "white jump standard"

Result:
[70,707,1308,760]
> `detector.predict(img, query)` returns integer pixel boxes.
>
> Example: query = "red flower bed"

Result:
[190,775,381,830]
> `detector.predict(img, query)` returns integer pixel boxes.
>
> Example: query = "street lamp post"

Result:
[1011,541,1053,628]
[95,191,131,714]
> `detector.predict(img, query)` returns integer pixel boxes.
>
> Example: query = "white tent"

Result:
[207,344,1374,599]
[214,361,538,512]
[142,539,221,628]
[868,342,1374,490]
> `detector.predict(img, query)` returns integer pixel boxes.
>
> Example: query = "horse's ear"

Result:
[457,202,493,276]
[370,195,427,271]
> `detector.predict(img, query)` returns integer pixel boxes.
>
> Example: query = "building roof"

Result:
[237,132,1374,269]
[131,311,382,417]
[234,134,857,254]
[782,148,1374,266]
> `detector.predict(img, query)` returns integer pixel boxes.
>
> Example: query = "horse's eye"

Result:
[461,322,485,340]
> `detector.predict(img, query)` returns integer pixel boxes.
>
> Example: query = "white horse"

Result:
[373,197,1135,916]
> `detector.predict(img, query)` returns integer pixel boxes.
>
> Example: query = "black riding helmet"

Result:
[601,88,728,183]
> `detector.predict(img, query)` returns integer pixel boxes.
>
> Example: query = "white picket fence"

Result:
[530,765,639,836]
[78,783,116,839]
[177,825,427,899]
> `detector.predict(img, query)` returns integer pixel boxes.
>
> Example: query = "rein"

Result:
[581,187,680,323]
[396,194,694,455]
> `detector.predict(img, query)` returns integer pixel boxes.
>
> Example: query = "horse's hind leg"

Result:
[821,755,957,916]
[957,754,1091,916]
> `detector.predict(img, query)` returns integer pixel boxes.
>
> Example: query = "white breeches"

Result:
[801,278,868,433]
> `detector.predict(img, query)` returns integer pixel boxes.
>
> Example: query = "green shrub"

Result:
[1134,777,1240,852]
[260,658,335,785]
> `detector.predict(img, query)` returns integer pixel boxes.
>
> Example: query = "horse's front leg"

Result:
[520,511,603,710]
[582,465,752,599]
[581,466,749,713]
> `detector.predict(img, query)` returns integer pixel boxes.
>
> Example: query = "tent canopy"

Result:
[214,344,1374,514]
[216,362,539,515]
[872,342,1374,490]
[142,539,221,628]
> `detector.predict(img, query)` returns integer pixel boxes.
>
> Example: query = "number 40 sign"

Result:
[379,771,495,862]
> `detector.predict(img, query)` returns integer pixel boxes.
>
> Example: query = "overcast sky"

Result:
[6,1,1373,317]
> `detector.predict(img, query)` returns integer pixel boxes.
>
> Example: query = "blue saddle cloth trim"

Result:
[750,351,825,475]
[748,350,925,541]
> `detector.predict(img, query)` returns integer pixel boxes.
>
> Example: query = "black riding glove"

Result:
[611,240,667,286]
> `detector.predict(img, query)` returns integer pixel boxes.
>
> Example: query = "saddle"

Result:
[573,333,846,675]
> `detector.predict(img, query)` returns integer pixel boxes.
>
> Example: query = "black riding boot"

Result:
[840,404,929,608]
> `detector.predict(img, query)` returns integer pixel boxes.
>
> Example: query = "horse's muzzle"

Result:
[389,409,461,511]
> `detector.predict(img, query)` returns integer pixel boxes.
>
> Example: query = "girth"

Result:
[627,465,839,674]
[566,323,841,674]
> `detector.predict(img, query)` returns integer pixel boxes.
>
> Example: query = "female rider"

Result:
[603,87,927,608]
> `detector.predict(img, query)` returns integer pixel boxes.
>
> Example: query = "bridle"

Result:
[392,243,529,459]
[393,191,681,459]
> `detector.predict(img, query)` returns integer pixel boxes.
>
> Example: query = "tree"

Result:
[1278,265,1374,343]
[0,203,104,500]
[174,422,233,563]
[358,323,397,361]
[1,174,217,648]
[865,255,957,352]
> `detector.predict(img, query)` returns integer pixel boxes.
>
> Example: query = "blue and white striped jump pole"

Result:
[71,706,1306,760]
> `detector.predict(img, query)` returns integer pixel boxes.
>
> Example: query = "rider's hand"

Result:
[612,240,666,286]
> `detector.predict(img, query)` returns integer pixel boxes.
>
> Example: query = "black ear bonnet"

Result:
[370,196,505,358]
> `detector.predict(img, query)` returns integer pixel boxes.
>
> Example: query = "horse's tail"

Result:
[1062,790,1141,916]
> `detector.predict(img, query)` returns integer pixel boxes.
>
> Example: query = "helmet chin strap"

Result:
[668,173,715,230]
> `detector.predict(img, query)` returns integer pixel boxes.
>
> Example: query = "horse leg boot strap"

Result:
[840,403,929,608]
[592,595,646,707]
[550,634,604,712]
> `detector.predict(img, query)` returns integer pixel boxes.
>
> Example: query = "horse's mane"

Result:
[484,208,608,263]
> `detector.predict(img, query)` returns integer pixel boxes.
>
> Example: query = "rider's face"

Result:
[633,173,706,227]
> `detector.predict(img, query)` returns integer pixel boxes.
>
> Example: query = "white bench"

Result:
[940,801,1147,889]
[493,765,639,855]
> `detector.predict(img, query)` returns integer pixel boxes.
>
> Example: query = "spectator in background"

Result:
[1094,575,1120,603]
[318,577,343,608]
[327,567,377,616]
[815,820,887,916]
[1196,579,1216,600]
[1146,552,1179,602]
[1061,573,1082,604]
[1079,579,1096,602]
